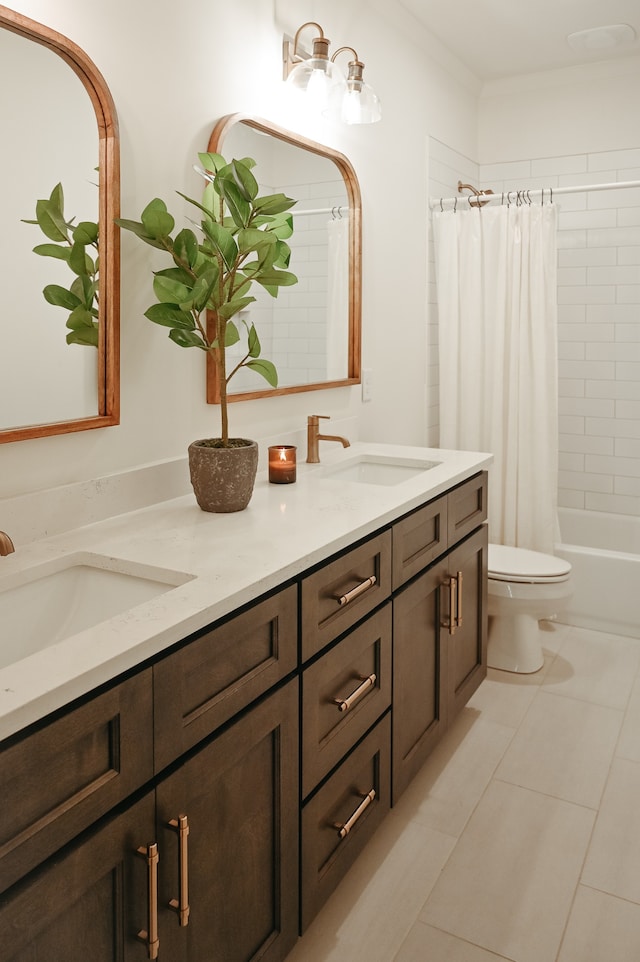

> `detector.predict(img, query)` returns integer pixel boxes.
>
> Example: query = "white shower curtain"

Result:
[433,202,559,553]
[326,216,349,380]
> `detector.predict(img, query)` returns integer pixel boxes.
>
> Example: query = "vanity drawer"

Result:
[0,669,153,893]
[302,603,391,798]
[301,530,392,661]
[447,472,488,546]
[154,583,297,771]
[392,493,448,589]
[300,712,391,932]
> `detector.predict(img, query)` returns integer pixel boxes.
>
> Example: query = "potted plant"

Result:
[117,153,298,512]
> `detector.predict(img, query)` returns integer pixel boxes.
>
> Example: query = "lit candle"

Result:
[268,445,297,484]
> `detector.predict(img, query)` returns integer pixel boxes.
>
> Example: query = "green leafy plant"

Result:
[116,152,298,446]
[23,183,100,347]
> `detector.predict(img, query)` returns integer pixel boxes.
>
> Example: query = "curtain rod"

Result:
[430,179,640,210]
[291,205,348,216]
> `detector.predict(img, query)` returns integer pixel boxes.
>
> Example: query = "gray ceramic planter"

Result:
[188,439,259,513]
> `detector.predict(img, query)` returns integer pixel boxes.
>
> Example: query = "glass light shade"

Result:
[286,57,346,113]
[326,78,382,125]
[341,81,381,124]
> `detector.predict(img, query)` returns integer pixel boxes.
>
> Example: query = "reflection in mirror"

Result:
[207,114,361,403]
[0,5,119,443]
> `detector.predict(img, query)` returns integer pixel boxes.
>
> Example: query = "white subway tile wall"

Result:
[428,140,640,519]
[228,178,346,393]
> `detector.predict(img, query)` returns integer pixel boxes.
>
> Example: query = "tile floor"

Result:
[286,621,640,962]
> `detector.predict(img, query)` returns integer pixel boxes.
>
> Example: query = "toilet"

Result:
[487,544,572,673]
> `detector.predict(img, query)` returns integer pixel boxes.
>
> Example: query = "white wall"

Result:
[1,0,479,506]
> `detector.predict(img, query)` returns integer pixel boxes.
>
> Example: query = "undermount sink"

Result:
[320,454,441,486]
[0,555,191,670]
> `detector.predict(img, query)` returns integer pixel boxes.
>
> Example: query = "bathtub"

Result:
[555,507,640,639]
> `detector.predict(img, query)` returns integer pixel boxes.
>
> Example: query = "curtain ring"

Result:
[440,197,444,212]
[550,187,553,204]
[541,188,544,206]
[453,196,458,213]
[501,192,505,206]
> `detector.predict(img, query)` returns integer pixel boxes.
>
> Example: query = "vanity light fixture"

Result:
[283,21,381,125]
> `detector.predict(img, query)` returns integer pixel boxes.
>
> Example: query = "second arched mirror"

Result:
[206,114,361,404]
[0,5,119,443]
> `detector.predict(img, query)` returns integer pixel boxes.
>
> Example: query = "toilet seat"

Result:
[488,544,571,584]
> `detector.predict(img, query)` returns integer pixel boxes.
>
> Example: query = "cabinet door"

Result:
[155,679,299,962]
[392,558,449,803]
[0,669,153,892]
[445,525,488,720]
[0,792,155,962]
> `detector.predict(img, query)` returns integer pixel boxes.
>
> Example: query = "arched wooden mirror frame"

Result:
[206,113,361,404]
[0,5,119,443]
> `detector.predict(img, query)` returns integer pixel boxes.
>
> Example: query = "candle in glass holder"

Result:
[268,445,297,484]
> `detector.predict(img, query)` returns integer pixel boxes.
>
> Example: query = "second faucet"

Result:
[306,415,350,463]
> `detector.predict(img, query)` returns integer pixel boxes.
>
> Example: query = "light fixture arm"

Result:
[331,46,366,84]
[284,21,331,78]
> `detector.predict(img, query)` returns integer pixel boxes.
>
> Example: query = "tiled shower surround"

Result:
[428,139,640,519]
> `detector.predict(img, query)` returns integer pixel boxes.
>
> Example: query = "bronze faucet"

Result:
[0,531,15,556]
[306,415,350,463]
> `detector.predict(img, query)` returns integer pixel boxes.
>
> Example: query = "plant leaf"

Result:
[253,193,297,215]
[153,272,193,305]
[217,295,255,320]
[43,284,81,309]
[218,178,251,228]
[73,221,98,245]
[141,199,175,239]
[144,304,196,329]
[231,159,259,201]
[32,243,71,262]
[246,321,260,358]
[168,328,208,349]
[201,219,238,270]
[35,198,70,242]
[69,242,94,277]
[173,228,199,269]
[245,358,278,387]
[67,326,99,347]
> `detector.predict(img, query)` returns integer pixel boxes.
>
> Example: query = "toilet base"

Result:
[487,613,544,674]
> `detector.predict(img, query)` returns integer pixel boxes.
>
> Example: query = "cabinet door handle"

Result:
[136,842,160,960]
[333,673,377,713]
[168,814,191,927]
[441,575,457,635]
[335,789,376,839]
[455,570,463,628]
[338,575,376,607]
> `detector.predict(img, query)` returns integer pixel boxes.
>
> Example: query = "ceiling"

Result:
[400,0,640,82]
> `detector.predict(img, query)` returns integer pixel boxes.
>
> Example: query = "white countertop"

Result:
[0,443,492,741]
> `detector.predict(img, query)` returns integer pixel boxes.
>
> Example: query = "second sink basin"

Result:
[320,454,441,486]
[0,555,192,670]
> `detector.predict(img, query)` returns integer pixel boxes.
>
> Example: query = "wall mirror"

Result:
[206,114,361,404]
[0,5,119,443]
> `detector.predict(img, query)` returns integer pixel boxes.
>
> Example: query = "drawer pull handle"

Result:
[335,789,376,839]
[168,814,190,927]
[136,842,160,959]
[442,576,457,635]
[338,575,376,607]
[456,570,463,628]
[334,673,377,713]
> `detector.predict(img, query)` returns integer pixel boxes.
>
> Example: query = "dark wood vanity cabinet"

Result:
[0,470,487,960]
[0,586,299,962]
[392,524,488,801]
